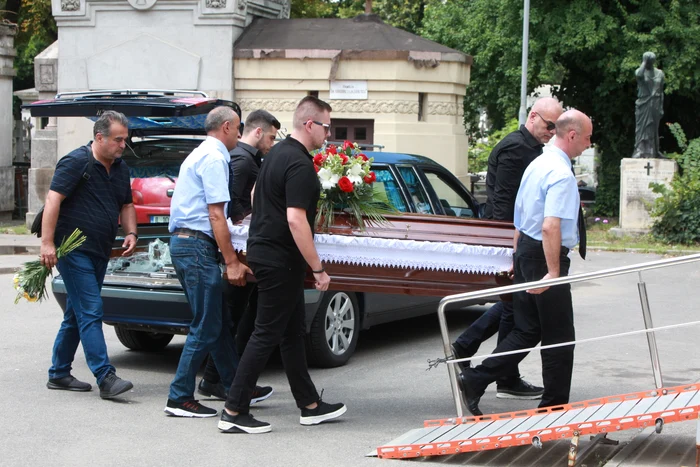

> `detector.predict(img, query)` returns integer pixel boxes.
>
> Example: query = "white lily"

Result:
[347,163,364,185]
[318,167,340,190]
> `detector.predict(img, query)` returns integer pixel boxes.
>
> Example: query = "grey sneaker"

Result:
[98,373,133,399]
[47,375,92,392]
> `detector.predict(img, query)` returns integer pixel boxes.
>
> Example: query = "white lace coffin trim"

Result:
[228,221,513,275]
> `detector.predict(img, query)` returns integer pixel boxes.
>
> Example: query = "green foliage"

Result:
[468,118,519,173]
[421,0,700,216]
[291,0,428,34]
[650,124,700,244]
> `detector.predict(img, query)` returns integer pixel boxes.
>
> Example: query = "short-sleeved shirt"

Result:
[483,125,544,221]
[514,145,580,249]
[246,136,320,268]
[50,143,133,260]
[168,136,231,239]
[228,141,261,222]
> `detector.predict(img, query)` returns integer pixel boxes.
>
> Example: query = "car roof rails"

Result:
[54,89,209,99]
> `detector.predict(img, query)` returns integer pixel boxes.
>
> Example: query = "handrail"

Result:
[437,252,700,417]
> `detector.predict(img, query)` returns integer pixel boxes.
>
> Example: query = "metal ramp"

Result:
[376,384,700,459]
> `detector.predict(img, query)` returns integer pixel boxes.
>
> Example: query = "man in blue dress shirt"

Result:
[459,109,592,415]
[164,106,253,418]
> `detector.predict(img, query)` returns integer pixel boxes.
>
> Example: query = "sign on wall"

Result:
[329,80,368,100]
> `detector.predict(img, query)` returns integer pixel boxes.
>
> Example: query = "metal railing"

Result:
[438,252,700,417]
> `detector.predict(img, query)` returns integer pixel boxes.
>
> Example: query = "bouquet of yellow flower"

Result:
[313,140,394,231]
[13,228,87,304]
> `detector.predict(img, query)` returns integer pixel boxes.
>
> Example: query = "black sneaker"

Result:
[98,373,133,399]
[496,378,544,400]
[251,385,274,404]
[450,343,471,372]
[300,400,347,426]
[164,399,217,418]
[218,410,271,434]
[197,379,227,400]
[47,375,92,392]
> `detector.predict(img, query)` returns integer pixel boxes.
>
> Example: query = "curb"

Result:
[0,266,23,275]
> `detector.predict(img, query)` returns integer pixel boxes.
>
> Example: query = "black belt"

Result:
[519,233,569,256]
[172,228,218,247]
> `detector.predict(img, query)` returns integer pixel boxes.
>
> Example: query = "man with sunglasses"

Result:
[219,96,345,434]
[451,97,563,401]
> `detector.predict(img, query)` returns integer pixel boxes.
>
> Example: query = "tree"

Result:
[291,0,428,34]
[421,0,700,216]
[2,0,56,117]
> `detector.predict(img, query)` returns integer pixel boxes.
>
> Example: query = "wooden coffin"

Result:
[233,213,515,298]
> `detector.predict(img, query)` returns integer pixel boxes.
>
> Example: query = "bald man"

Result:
[164,106,252,418]
[459,110,592,416]
[452,98,564,401]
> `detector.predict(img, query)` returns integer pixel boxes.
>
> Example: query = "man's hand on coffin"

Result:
[313,270,330,291]
[226,262,253,287]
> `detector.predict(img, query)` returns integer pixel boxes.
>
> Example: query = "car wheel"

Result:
[114,325,174,351]
[306,291,360,368]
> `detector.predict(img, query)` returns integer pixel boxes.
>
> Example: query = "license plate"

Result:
[150,215,169,223]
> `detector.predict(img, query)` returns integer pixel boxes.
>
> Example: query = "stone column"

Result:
[26,41,59,228]
[0,23,18,221]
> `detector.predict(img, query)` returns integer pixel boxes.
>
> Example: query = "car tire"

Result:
[306,291,360,368]
[114,325,174,351]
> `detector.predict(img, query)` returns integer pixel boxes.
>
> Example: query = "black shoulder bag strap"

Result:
[31,147,95,238]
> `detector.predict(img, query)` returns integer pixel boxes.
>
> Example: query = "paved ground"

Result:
[0,239,699,466]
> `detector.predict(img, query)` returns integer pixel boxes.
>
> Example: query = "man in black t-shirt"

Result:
[219,96,346,434]
[41,111,137,399]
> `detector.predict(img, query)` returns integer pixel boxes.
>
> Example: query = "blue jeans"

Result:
[168,235,238,403]
[49,251,114,385]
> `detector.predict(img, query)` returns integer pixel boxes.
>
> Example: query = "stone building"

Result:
[21,0,472,226]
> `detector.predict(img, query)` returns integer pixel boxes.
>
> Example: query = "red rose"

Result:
[327,145,338,155]
[338,176,354,193]
[342,140,354,151]
[314,164,320,173]
[363,171,376,183]
[313,154,325,166]
[339,154,348,165]
[357,153,369,162]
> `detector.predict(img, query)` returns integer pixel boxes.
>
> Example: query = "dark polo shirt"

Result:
[228,141,262,222]
[246,136,320,269]
[50,143,133,260]
[483,125,544,222]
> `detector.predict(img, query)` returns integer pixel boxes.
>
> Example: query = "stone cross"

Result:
[644,162,653,176]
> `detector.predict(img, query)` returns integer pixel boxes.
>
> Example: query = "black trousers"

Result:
[202,282,258,384]
[454,300,520,386]
[225,262,318,413]
[469,234,575,407]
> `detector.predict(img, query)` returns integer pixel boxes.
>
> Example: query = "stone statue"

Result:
[632,52,665,158]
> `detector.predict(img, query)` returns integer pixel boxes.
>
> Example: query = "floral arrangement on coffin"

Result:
[13,228,86,304]
[313,140,394,231]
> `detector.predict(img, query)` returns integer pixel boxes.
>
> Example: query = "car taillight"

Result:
[132,189,144,204]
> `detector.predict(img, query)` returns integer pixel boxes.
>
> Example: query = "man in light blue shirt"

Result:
[459,110,592,415]
[164,106,253,418]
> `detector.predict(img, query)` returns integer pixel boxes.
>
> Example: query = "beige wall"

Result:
[234,57,470,180]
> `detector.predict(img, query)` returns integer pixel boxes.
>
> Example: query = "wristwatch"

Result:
[126,232,139,240]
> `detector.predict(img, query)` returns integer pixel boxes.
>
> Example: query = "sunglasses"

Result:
[535,112,556,131]
[308,120,331,132]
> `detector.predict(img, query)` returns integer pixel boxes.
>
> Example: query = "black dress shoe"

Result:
[47,375,92,392]
[198,379,227,400]
[450,343,471,372]
[457,371,483,416]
